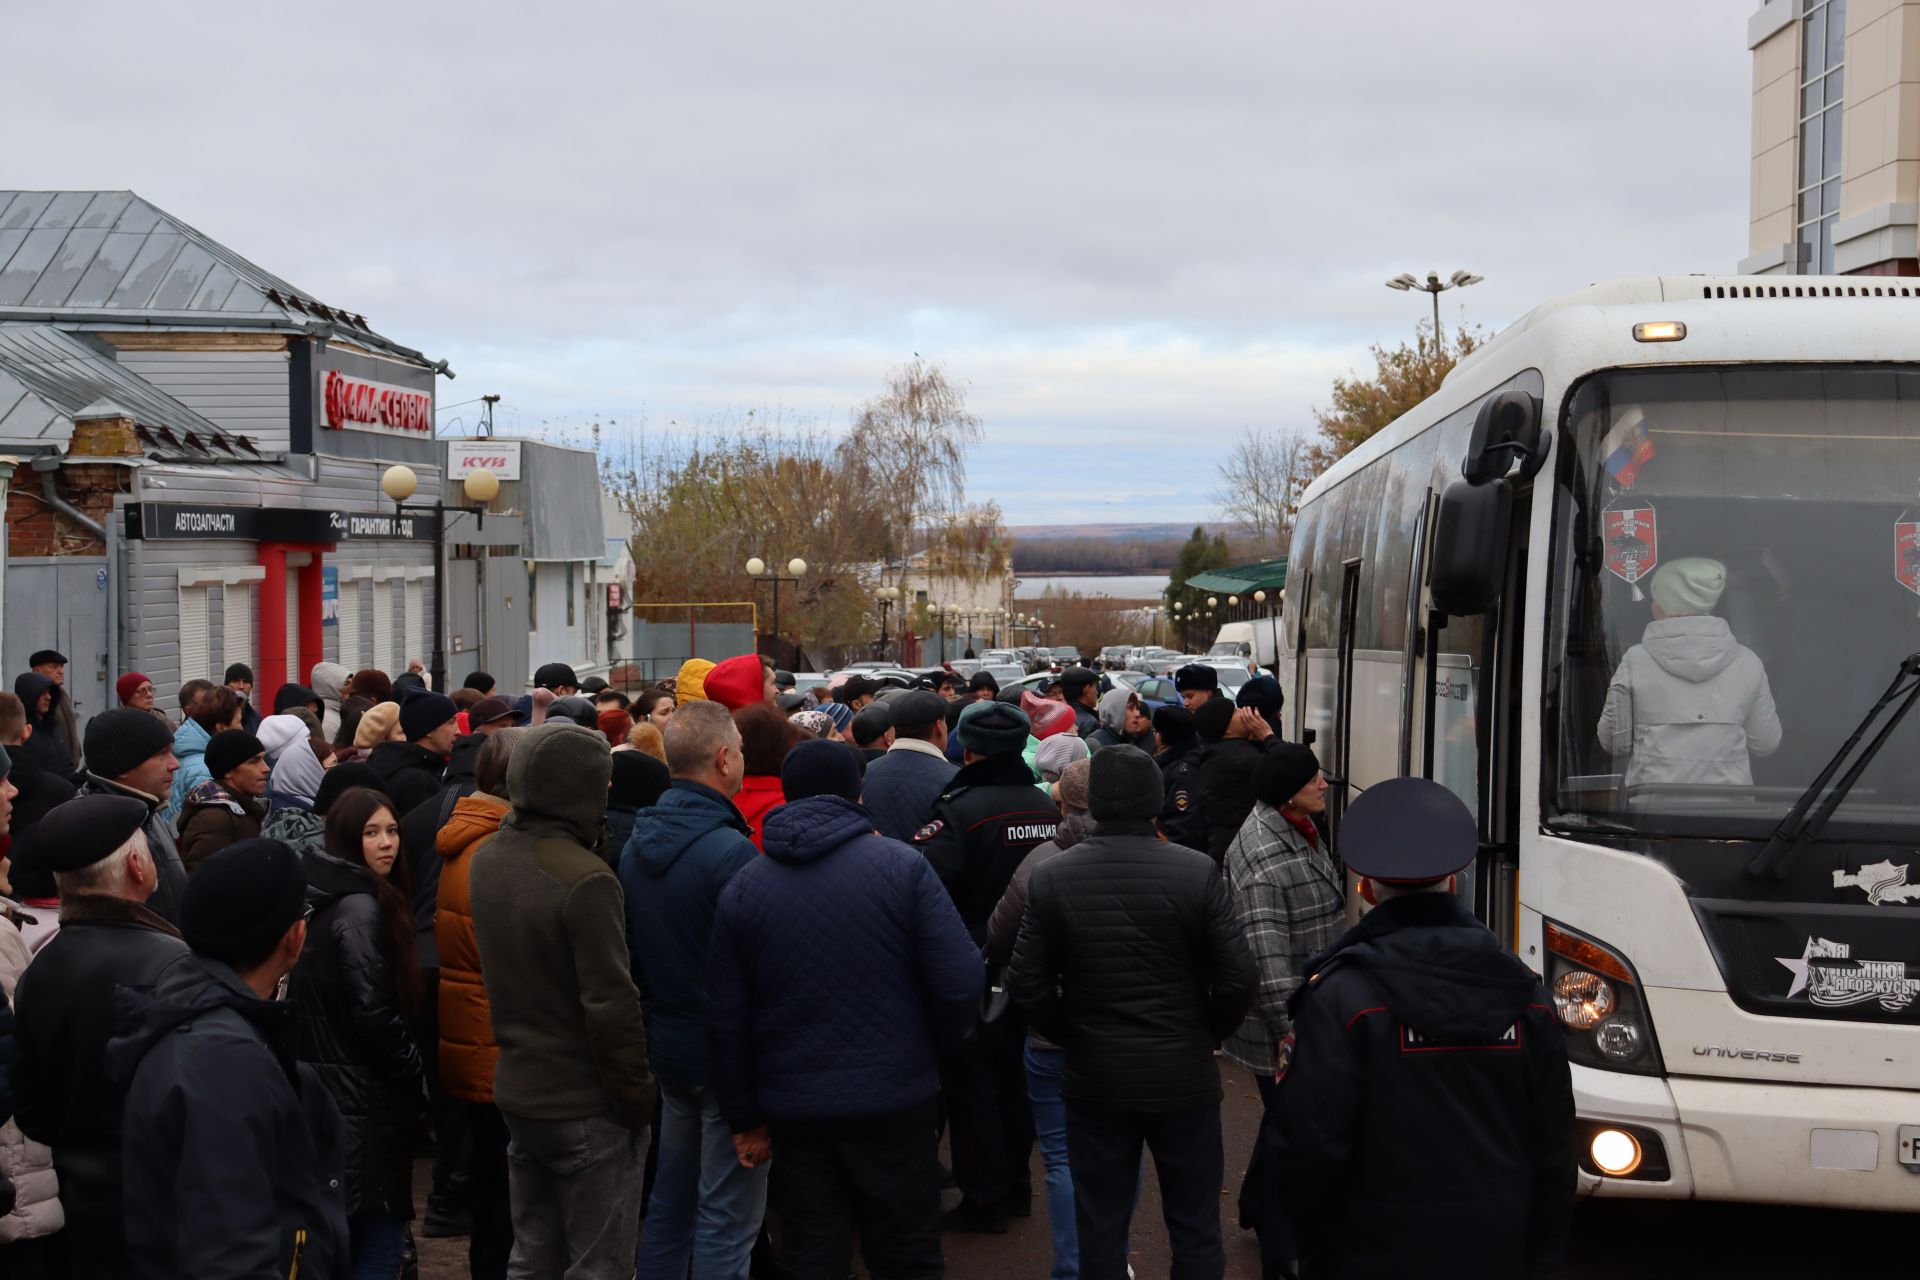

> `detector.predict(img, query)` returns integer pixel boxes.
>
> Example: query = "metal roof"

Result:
[1184,557,1288,595]
[0,323,246,458]
[0,191,438,369]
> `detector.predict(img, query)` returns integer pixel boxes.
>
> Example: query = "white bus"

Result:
[1277,275,1920,1211]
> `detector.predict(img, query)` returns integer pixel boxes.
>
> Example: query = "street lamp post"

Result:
[1386,270,1483,344]
[876,585,900,661]
[381,464,499,695]
[745,556,808,659]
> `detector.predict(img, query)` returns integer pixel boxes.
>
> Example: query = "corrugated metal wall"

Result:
[113,349,292,453]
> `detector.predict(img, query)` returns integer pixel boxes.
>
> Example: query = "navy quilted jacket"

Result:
[861,746,959,843]
[620,781,759,1088]
[706,794,983,1130]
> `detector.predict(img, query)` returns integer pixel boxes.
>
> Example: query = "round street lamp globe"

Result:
[745,557,767,577]
[462,468,500,503]
[1228,595,1239,606]
[380,464,418,503]
[1206,596,1218,608]
[1173,601,1183,612]
[1254,590,1267,603]
[788,558,808,577]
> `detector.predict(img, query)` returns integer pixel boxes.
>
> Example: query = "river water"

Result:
[1015,573,1170,599]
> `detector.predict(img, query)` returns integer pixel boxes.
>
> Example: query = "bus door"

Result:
[1328,559,1364,839]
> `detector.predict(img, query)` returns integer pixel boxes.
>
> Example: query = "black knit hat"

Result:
[315,763,387,815]
[205,730,266,782]
[1255,741,1321,809]
[850,701,894,748]
[781,738,863,803]
[1174,663,1220,693]
[83,708,177,783]
[181,838,308,968]
[956,701,1030,756]
[1193,696,1236,743]
[273,683,321,715]
[224,663,255,685]
[1236,675,1284,718]
[462,670,496,694]
[1088,745,1162,822]
[399,691,459,742]
[1151,704,1196,746]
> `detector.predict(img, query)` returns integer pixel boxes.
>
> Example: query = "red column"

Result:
[257,543,289,702]
[298,554,326,685]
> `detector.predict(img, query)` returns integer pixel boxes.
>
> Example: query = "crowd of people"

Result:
[0,646,1575,1280]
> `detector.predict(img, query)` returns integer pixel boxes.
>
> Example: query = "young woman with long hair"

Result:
[287,786,427,1279]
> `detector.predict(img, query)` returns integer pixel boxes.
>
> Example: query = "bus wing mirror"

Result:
[1430,478,1512,615]
[1463,389,1549,484]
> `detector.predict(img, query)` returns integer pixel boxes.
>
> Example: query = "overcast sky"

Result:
[4,1,1752,525]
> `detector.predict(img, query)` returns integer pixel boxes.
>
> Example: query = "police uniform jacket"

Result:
[1154,739,1207,852]
[1264,891,1575,1280]
[913,753,1060,943]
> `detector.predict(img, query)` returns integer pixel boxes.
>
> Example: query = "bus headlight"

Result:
[1551,970,1615,1030]
[1544,921,1664,1076]
[1589,1128,1643,1176]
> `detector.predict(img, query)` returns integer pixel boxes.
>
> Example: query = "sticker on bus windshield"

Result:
[1896,514,1920,610]
[1833,859,1920,906]
[1777,936,1920,1012]
[1603,506,1658,601]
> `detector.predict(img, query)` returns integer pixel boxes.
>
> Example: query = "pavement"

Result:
[416,1066,1915,1278]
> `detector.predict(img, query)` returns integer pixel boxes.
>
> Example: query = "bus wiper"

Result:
[1747,653,1920,880]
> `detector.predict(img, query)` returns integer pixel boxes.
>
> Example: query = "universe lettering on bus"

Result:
[322,370,432,433]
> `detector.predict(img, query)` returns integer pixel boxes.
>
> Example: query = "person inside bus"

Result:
[1595,556,1782,791]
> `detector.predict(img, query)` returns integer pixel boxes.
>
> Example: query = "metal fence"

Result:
[623,604,757,685]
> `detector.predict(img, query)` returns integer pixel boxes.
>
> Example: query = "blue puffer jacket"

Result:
[706,794,983,1129]
[163,718,211,824]
[618,781,758,1089]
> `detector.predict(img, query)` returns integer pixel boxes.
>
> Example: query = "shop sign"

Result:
[126,502,436,543]
[447,439,522,481]
[322,370,433,436]
[322,566,339,625]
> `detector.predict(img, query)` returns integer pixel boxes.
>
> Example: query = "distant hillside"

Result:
[1006,522,1237,541]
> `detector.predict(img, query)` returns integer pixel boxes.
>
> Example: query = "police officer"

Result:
[915,700,1060,1234]
[1174,662,1223,712]
[1151,704,1208,852]
[1262,778,1574,1279]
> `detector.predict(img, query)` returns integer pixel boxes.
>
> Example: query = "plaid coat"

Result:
[1221,801,1345,1075]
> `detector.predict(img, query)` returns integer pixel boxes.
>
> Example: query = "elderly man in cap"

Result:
[913,699,1059,1234]
[1262,778,1574,1279]
[1174,662,1223,713]
[861,690,958,844]
[1596,555,1781,789]
[1008,745,1256,1279]
[109,837,350,1280]
[27,650,81,772]
[79,707,189,923]
[10,795,190,1277]
[849,700,894,763]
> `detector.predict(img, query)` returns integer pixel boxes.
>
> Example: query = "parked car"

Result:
[1051,646,1084,667]
[978,663,1027,688]
[790,673,833,695]
[1111,670,1180,711]
[1098,645,1131,670]
[947,658,982,678]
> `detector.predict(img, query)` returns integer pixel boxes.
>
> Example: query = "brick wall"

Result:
[6,463,130,556]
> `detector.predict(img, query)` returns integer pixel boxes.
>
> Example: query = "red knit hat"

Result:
[703,654,768,711]
[116,672,152,704]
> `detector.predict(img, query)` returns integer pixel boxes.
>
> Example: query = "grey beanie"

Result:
[1087,744,1163,822]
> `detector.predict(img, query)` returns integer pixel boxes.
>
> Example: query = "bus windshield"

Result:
[1548,365,1920,839]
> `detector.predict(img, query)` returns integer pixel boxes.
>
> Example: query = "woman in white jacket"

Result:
[1597,557,1783,791]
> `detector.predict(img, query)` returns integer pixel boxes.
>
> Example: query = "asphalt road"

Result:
[417,1069,1915,1278]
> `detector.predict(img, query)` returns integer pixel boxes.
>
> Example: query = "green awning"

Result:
[1183,557,1287,596]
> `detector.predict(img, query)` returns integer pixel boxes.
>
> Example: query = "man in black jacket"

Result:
[109,837,351,1280]
[1008,745,1256,1278]
[1199,698,1275,864]
[369,691,458,819]
[10,795,190,1278]
[1057,667,1102,738]
[1152,704,1208,853]
[1263,778,1575,1280]
[913,700,1059,1233]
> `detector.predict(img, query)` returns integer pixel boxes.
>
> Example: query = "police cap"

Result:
[1338,776,1478,884]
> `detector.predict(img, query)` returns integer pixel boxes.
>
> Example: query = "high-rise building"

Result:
[1744,0,1919,276]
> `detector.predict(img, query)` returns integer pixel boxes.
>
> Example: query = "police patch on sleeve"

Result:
[1274,1031,1295,1082]
[912,819,945,843]
[1173,790,1191,812]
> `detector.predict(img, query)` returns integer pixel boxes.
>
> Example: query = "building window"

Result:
[222,583,253,675]
[567,562,576,629]
[179,585,211,685]
[373,580,396,674]
[404,580,424,671]
[1796,0,1846,273]
[338,580,362,669]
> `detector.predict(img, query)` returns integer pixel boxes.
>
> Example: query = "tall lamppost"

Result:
[381,464,499,694]
[1386,270,1483,344]
[876,585,901,661]
[745,556,807,657]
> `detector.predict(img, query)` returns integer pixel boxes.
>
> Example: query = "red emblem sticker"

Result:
[1603,506,1658,601]
[912,819,944,843]
[1897,516,1920,610]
